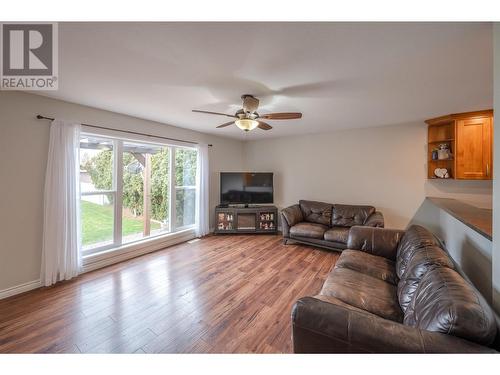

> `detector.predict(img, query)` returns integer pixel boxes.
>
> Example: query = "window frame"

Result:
[79,131,198,256]
[172,145,198,231]
[79,136,118,255]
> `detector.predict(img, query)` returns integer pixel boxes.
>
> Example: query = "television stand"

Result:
[215,205,278,234]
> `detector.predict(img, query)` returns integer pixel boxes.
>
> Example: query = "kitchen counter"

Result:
[426,197,492,241]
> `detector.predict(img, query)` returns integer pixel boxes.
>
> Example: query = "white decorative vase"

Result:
[437,149,449,160]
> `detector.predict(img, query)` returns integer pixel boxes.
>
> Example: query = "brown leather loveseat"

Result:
[281,200,384,251]
[291,225,499,353]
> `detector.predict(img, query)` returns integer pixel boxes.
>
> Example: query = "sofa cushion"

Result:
[336,250,398,285]
[299,200,333,226]
[332,204,375,227]
[281,204,303,227]
[324,226,350,244]
[347,226,405,261]
[320,267,403,322]
[404,267,496,346]
[290,222,328,239]
[396,225,440,279]
[397,245,455,312]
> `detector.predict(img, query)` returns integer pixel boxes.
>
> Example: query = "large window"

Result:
[79,134,198,254]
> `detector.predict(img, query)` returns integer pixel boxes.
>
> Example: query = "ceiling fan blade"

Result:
[258,121,272,130]
[260,112,302,120]
[192,109,237,118]
[216,121,235,128]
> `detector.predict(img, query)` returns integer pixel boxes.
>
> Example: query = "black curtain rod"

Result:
[36,115,212,147]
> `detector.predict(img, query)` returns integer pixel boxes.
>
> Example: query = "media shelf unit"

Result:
[215,205,278,234]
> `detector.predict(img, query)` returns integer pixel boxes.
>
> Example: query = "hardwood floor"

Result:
[0,235,338,353]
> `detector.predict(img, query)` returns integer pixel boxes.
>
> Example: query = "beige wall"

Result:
[243,122,493,229]
[0,91,244,292]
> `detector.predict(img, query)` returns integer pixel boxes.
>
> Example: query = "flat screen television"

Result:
[220,172,274,205]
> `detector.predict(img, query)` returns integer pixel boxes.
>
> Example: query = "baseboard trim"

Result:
[0,279,41,300]
[0,230,197,300]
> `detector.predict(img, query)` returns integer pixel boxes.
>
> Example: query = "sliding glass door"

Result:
[175,148,197,229]
[79,134,197,255]
[80,135,117,251]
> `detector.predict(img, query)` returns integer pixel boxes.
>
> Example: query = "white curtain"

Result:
[41,119,82,286]
[195,143,210,237]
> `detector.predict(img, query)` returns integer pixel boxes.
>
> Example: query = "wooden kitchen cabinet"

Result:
[455,116,492,179]
[426,110,493,180]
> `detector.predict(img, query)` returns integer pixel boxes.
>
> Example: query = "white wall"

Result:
[425,179,492,209]
[0,91,244,292]
[493,23,500,314]
[243,122,492,229]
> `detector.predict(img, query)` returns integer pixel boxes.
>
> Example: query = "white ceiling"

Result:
[38,22,493,140]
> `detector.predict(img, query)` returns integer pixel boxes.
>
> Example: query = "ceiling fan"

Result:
[192,94,302,132]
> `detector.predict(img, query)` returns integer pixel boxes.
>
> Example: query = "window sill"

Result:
[81,227,196,273]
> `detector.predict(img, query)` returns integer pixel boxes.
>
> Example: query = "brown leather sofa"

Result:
[281,200,384,251]
[292,225,500,353]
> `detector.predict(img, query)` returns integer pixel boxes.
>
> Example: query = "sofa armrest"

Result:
[364,211,384,227]
[281,204,303,228]
[292,296,496,353]
[281,213,291,238]
[346,226,405,261]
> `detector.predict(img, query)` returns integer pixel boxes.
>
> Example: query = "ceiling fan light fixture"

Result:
[235,119,259,132]
[193,95,302,132]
